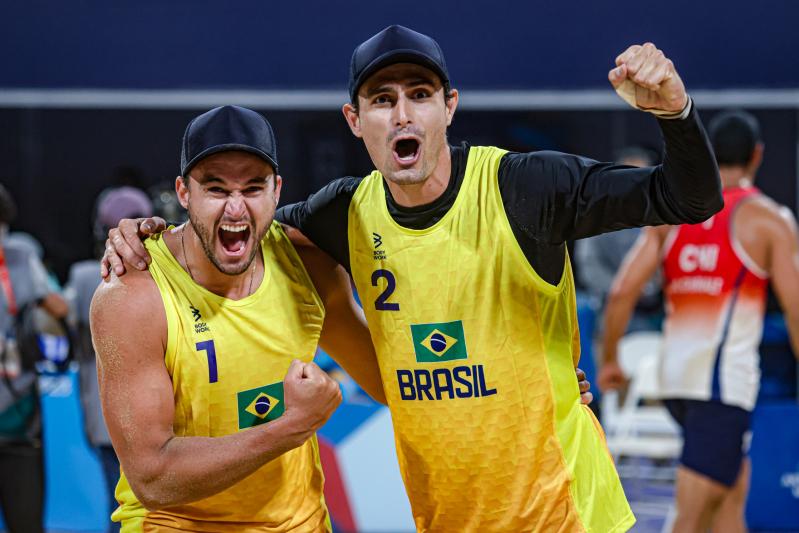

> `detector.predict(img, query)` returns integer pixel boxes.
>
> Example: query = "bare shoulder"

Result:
[92,267,161,316]
[738,194,798,236]
[90,267,167,355]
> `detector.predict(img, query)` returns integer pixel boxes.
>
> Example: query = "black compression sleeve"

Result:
[275,177,362,272]
[498,103,722,244]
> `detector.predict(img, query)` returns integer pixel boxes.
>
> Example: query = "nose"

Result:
[393,93,412,128]
[224,192,247,219]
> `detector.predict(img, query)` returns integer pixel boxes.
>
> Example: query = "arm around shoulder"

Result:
[296,244,387,404]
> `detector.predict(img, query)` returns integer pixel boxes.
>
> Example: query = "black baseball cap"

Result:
[180,105,278,177]
[348,25,450,103]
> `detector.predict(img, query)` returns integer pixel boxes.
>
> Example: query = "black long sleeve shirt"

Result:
[276,103,722,286]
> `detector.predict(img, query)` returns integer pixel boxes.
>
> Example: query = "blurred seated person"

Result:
[0,184,67,533]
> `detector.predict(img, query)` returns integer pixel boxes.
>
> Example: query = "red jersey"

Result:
[661,185,768,410]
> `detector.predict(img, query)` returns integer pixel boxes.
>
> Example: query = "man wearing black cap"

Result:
[105,26,721,532]
[278,27,718,532]
[91,105,384,531]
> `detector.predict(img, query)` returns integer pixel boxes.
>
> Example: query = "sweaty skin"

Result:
[90,151,382,515]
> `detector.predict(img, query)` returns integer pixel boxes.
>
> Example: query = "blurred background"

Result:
[0,1,798,531]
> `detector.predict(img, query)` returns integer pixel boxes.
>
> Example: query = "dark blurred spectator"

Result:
[65,186,153,533]
[109,165,146,190]
[575,146,663,331]
[148,181,187,225]
[7,232,63,292]
[0,184,68,533]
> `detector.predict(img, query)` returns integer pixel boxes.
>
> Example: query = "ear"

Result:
[176,176,190,210]
[747,142,765,177]
[273,174,283,205]
[445,88,459,127]
[342,102,363,138]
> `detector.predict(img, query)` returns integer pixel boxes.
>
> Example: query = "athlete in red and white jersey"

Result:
[599,110,799,533]
[659,184,767,410]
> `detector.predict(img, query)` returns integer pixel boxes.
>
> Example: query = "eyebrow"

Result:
[364,77,438,98]
[195,175,270,185]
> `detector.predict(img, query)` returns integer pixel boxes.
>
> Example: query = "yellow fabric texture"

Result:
[113,222,330,532]
[348,146,634,532]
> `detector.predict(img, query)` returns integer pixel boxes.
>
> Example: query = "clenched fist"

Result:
[281,359,342,445]
[610,42,688,116]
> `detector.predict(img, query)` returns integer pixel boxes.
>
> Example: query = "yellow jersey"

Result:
[114,222,330,533]
[348,146,634,532]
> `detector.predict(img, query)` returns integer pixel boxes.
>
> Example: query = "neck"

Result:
[165,223,261,300]
[719,166,752,190]
[384,145,452,207]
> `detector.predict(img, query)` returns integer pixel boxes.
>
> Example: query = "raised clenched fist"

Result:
[610,42,688,116]
[281,359,342,444]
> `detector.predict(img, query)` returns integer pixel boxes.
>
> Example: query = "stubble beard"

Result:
[187,210,269,276]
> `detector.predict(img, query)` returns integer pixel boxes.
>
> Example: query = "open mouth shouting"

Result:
[218,223,251,258]
[392,135,421,167]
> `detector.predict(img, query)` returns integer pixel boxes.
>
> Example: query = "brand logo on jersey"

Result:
[237,382,284,429]
[372,232,387,260]
[189,304,210,333]
[679,244,720,273]
[410,321,467,363]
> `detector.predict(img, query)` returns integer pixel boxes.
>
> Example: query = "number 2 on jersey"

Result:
[372,269,400,311]
[196,340,218,383]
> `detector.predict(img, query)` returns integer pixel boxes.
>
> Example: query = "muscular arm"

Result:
[499,103,722,244]
[598,226,667,390]
[294,237,386,404]
[764,207,799,359]
[91,271,336,510]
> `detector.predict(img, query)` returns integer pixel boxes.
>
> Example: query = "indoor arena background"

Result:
[1,1,797,531]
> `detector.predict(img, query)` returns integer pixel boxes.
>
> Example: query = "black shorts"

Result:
[664,399,751,487]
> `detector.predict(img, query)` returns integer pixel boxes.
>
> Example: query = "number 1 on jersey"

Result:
[196,340,218,383]
[372,269,400,311]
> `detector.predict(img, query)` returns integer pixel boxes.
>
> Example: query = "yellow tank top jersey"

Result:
[348,147,634,532]
[113,222,331,533]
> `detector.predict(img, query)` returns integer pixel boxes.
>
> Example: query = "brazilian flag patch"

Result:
[237,382,285,429]
[410,320,468,363]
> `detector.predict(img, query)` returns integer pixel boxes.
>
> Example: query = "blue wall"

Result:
[2,0,798,90]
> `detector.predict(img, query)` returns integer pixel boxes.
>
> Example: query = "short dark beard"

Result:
[187,208,269,276]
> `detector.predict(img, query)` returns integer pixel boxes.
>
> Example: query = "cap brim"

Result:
[181,143,278,177]
[351,49,449,102]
